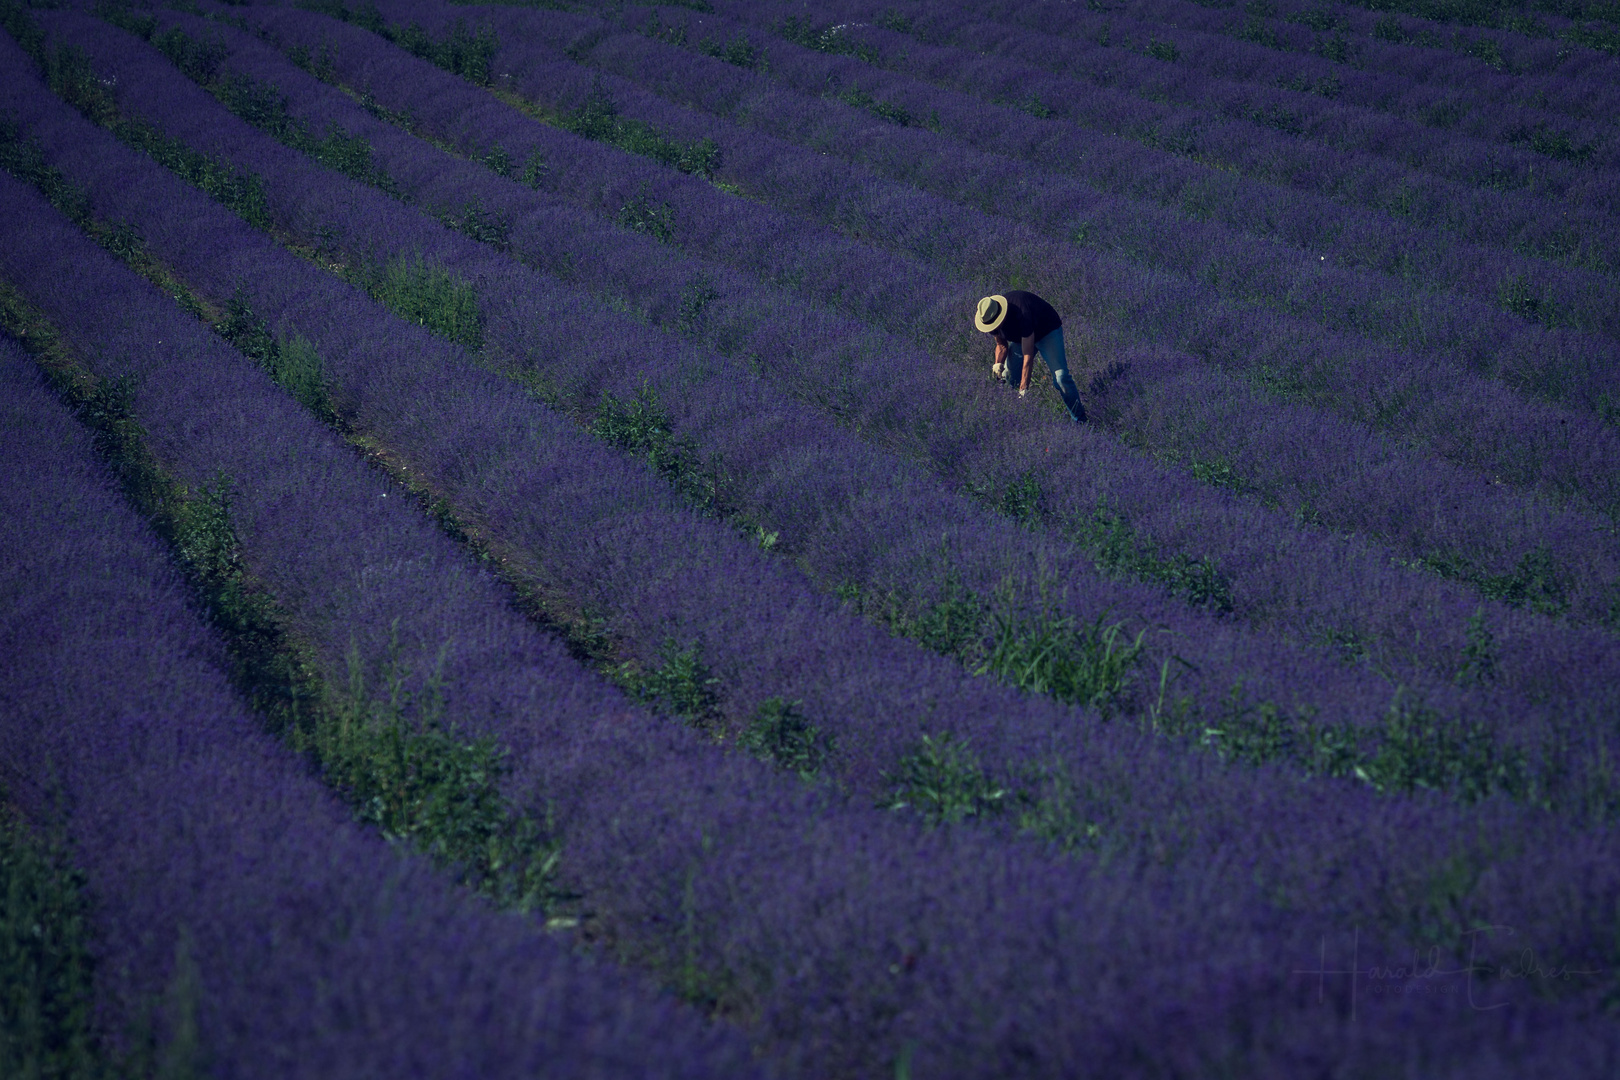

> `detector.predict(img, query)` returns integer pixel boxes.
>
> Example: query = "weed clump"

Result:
[884,734,1006,826]
[562,83,722,179]
[321,634,561,911]
[976,593,1148,715]
[616,187,676,242]
[360,256,485,352]
[217,289,335,420]
[777,15,880,63]
[617,640,724,728]
[740,697,829,777]
[592,385,728,515]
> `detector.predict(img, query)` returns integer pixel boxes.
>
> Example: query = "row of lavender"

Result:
[486,0,1620,341]
[298,0,1620,641]
[11,4,1620,1071]
[9,49,1609,1080]
[1159,0,1620,88]
[28,0,1620,965]
[824,0,1620,161]
[10,1,1570,843]
[392,0,1620,517]
[621,0,1620,413]
[0,335,751,1079]
[980,0,1620,122]
[1230,0,1620,80]
[64,4,1620,775]
[708,0,1620,209]
[259,0,1620,615]
[252,0,1620,375]
[687,0,1620,264]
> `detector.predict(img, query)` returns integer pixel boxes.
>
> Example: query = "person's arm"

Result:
[993,336,1008,376]
[1019,336,1036,392]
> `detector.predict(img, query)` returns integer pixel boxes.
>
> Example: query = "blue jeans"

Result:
[1010,327,1085,423]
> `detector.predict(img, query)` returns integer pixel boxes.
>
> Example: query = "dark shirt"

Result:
[992,291,1062,355]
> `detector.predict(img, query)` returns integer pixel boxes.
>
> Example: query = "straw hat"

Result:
[974,294,1008,332]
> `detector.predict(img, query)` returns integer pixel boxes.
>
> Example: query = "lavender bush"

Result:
[731,0,1620,180]
[27,8,1620,781]
[0,335,758,1080]
[931,0,1620,126]
[15,148,1615,1080]
[663,0,1620,345]
[3,0,1619,1073]
[194,3,1620,657]
[364,0,1620,521]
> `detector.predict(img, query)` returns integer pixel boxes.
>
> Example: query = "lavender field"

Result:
[1,0,1618,1075]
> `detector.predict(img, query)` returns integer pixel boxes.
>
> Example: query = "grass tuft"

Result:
[975,589,1148,715]
[358,255,485,352]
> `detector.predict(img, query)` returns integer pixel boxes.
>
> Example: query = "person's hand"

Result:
[992,361,1005,380]
[1018,387,1028,398]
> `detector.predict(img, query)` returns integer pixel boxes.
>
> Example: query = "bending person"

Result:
[975,291,1086,423]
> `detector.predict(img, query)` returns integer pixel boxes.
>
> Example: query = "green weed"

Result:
[360,255,485,352]
[975,587,1148,715]
[394,19,497,85]
[1189,455,1250,493]
[675,275,720,335]
[519,147,549,189]
[1313,33,1352,62]
[1374,14,1412,42]
[441,196,512,249]
[1418,545,1569,616]
[642,11,689,47]
[619,640,724,728]
[561,83,722,179]
[1011,763,1107,853]
[837,86,912,127]
[1359,694,1528,802]
[483,142,512,177]
[998,471,1044,523]
[740,697,829,777]
[875,9,913,33]
[1507,124,1597,164]
[697,34,760,69]
[777,15,880,63]
[1289,7,1348,31]
[318,632,561,911]
[1455,607,1498,687]
[883,734,1007,826]
[1234,16,1284,49]
[616,187,676,242]
[216,289,335,420]
[591,385,730,514]
[1073,503,1235,612]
